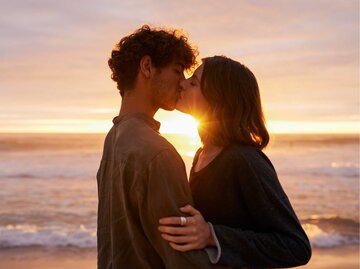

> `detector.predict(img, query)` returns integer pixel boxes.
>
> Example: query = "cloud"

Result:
[0,0,358,131]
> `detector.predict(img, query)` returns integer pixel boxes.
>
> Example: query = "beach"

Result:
[0,246,358,269]
[0,133,358,268]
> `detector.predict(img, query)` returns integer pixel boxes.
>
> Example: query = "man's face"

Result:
[151,61,185,111]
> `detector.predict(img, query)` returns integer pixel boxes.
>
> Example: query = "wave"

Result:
[1,216,358,249]
[1,172,89,180]
[0,133,105,152]
[271,134,359,146]
[281,162,359,178]
[301,215,359,248]
[0,171,95,180]
[310,162,359,178]
[3,164,357,180]
[5,173,38,179]
[0,154,100,180]
[0,224,96,248]
[303,224,359,248]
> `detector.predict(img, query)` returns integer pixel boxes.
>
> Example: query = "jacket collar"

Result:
[112,112,161,132]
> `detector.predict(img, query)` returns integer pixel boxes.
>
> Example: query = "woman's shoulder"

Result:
[225,143,276,173]
[224,143,260,160]
[226,144,286,196]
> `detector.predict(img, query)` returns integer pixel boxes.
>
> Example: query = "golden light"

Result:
[155,110,202,157]
[0,119,113,134]
[156,112,199,137]
[267,120,360,134]
[1,111,358,135]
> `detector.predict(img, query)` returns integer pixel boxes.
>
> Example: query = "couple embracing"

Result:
[96,25,311,269]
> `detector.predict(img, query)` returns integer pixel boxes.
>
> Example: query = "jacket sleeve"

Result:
[213,151,311,268]
[138,149,229,269]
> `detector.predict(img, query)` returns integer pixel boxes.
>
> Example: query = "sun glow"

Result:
[267,120,360,134]
[154,110,202,157]
[155,111,198,138]
[1,111,358,135]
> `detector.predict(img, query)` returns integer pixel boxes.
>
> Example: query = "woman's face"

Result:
[176,64,209,118]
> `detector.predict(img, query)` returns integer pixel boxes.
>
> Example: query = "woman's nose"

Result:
[179,80,186,91]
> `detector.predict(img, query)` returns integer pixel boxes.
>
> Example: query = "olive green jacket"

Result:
[97,113,227,269]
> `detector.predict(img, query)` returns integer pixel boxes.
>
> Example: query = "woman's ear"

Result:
[139,55,153,79]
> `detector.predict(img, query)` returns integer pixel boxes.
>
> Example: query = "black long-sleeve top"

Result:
[190,144,311,268]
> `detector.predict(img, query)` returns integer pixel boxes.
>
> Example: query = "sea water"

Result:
[0,133,358,249]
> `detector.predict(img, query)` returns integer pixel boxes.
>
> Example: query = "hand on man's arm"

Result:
[138,149,228,269]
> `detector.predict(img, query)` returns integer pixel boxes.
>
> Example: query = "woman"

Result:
[158,56,311,268]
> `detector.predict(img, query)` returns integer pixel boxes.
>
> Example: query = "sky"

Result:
[1,0,359,134]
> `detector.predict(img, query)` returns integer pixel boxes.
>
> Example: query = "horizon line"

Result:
[0,131,358,136]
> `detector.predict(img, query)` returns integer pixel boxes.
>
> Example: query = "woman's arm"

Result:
[159,205,216,251]
[211,150,312,268]
[158,150,311,268]
[159,204,222,264]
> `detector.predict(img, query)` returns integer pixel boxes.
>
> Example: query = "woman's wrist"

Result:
[207,223,217,247]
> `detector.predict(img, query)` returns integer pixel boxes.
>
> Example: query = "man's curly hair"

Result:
[108,25,198,97]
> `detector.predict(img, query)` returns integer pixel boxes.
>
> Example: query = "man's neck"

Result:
[119,92,158,118]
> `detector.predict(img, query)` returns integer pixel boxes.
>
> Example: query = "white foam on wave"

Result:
[303,223,359,248]
[0,224,96,248]
[325,162,359,178]
[2,222,358,249]
[280,161,359,178]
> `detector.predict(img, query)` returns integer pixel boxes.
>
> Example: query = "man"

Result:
[97,25,225,269]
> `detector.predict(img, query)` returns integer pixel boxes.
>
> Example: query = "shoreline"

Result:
[0,245,358,269]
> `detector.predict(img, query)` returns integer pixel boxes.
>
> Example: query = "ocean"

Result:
[0,133,358,250]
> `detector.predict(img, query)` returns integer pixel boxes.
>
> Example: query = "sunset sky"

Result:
[1,0,359,134]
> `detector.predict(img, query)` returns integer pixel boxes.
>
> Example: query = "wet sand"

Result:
[0,245,358,269]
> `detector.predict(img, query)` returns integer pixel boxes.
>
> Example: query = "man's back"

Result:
[97,113,223,269]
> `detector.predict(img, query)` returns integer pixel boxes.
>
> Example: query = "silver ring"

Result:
[180,216,187,226]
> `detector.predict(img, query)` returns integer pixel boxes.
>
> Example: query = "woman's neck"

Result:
[193,143,224,173]
[201,143,223,155]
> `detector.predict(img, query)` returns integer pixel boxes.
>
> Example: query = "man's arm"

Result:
[138,149,228,269]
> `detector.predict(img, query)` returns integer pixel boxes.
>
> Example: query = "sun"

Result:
[155,110,200,137]
[154,110,202,158]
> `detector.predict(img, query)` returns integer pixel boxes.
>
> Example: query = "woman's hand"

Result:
[158,204,216,252]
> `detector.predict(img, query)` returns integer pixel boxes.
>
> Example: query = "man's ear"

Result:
[139,55,153,79]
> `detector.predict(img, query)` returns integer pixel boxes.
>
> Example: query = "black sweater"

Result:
[190,144,311,268]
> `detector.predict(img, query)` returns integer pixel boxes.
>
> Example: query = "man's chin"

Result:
[161,107,176,111]
[175,103,190,115]
[159,104,176,111]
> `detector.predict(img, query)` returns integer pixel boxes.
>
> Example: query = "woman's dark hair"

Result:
[108,25,198,97]
[199,56,269,149]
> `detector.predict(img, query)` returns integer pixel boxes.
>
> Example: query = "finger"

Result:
[161,233,196,244]
[158,225,193,235]
[169,242,198,252]
[180,204,200,216]
[183,216,196,226]
[159,217,182,225]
